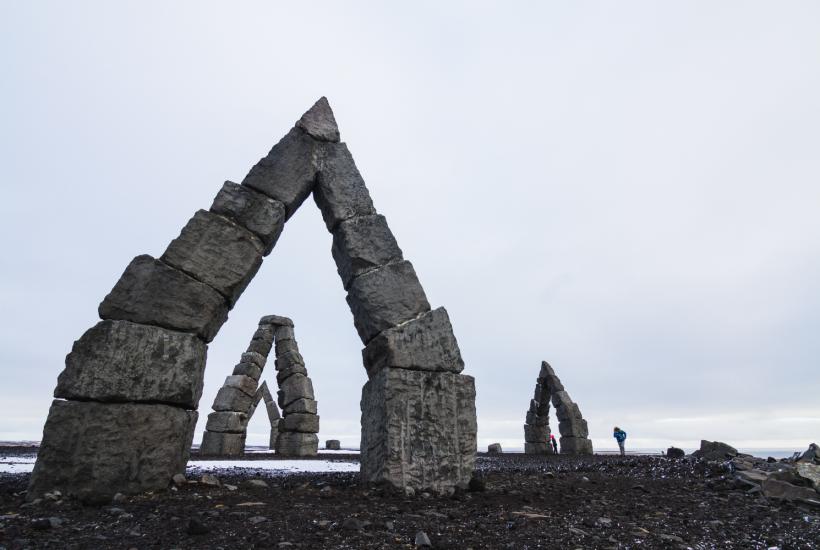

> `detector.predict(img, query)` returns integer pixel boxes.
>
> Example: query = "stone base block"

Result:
[268,420,280,450]
[200,431,246,456]
[559,418,589,438]
[326,439,341,450]
[360,368,476,494]
[488,443,503,454]
[28,400,196,501]
[205,411,248,433]
[524,441,550,455]
[275,432,318,456]
[212,386,254,412]
[559,436,593,455]
[524,423,549,443]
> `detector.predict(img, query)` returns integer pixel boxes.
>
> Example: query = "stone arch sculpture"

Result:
[28,98,476,500]
[200,314,320,456]
[524,361,593,455]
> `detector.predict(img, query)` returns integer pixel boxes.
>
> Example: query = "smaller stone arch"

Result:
[200,315,319,456]
[524,361,593,455]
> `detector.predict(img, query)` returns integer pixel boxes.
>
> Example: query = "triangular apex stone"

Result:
[296,97,340,142]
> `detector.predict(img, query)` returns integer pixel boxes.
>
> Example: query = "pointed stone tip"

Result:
[296,96,340,142]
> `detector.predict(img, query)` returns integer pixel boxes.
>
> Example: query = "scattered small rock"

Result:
[172,474,187,486]
[414,530,432,547]
[200,474,221,487]
[248,516,268,525]
[341,517,364,531]
[242,479,269,489]
[185,517,209,535]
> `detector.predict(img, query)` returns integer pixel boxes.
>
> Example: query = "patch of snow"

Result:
[188,459,360,474]
[0,462,35,474]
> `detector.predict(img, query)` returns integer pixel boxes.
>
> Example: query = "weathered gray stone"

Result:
[98,255,229,343]
[667,446,686,459]
[692,440,738,461]
[276,364,307,385]
[360,368,476,493]
[241,352,267,370]
[260,315,293,327]
[524,424,549,443]
[161,210,264,306]
[242,127,321,219]
[200,431,245,456]
[314,142,376,231]
[559,418,589,438]
[528,399,539,414]
[27,400,196,501]
[275,350,304,370]
[223,375,258,397]
[559,436,593,455]
[332,214,403,289]
[296,97,340,142]
[277,374,314,408]
[283,398,317,415]
[55,320,206,408]
[269,419,280,450]
[326,439,341,450]
[210,181,286,255]
[264,397,281,422]
[275,432,319,457]
[213,386,254,412]
[361,307,463,378]
[488,443,503,454]
[761,478,820,504]
[274,325,295,341]
[232,362,262,381]
[245,338,272,357]
[533,383,545,403]
[275,337,298,356]
[525,441,549,454]
[346,261,431,344]
[281,413,320,433]
[552,391,583,421]
[206,411,248,433]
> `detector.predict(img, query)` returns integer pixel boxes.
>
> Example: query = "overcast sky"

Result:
[1,1,818,453]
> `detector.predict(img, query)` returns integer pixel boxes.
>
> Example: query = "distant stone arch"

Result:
[200,314,319,457]
[29,99,476,500]
[524,361,593,455]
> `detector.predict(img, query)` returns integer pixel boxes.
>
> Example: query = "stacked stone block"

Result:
[29,97,476,499]
[523,361,593,455]
[272,317,320,456]
[314,134,477,493]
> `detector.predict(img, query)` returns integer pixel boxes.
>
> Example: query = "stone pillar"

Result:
[316,143,477,493]
[272,318,320,456]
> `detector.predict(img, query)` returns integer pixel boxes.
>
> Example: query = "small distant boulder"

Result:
[325,439,341,451]
[487,443,502,454]
[797,443,819,464]
[691,440,738,461]
[666,447,685,459]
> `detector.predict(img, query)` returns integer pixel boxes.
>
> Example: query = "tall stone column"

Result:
[315,140,477,494]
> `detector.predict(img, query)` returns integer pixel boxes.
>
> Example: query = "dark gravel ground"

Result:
[1,448,818,549]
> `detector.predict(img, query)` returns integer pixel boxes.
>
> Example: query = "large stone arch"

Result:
[200,315,319,457]
[28,99,476,500]
[524,361,593,455]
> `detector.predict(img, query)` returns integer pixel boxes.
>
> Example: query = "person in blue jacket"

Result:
[613,427,627,456]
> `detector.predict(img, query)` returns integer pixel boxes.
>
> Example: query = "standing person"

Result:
[549,434,559,454]
[613,427,627,456]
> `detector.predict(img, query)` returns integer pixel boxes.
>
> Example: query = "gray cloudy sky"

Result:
[1,1,818,452]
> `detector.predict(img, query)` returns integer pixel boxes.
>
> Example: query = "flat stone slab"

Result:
[552,391,583,421]
[346,260,431,344]
[275,350,305,370]
[276,364,307,385]
[223,374,258,397]
[27,400,196,501]
[200,431,246,456]
[281,412,320,433]
[260,315,293,327]
[242,127,320,219]
[232,362,262,381]
[56,320,206,408]
[360,368,476,494]
[99,255,229,342]
[210,181,286,255]
[213,386,254,412]
[274,325,295,341]
[313,142,376,231]
[206,411,248,433]
[283,397,317,415]
[161,209,264,306]
[332,214,403,289]
[275,432,319,457]
[325,439,341,450]
[559,418,589,438]
[524,424,549,443]
[362,307,464,378]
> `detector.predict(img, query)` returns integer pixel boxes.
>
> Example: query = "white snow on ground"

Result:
[0,462,34,473]
[188,459,359,474]
[244,449,359,455]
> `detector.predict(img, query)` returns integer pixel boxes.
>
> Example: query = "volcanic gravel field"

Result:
[1,448,818,549]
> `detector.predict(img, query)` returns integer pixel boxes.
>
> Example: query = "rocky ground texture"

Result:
[1,448,818,549]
